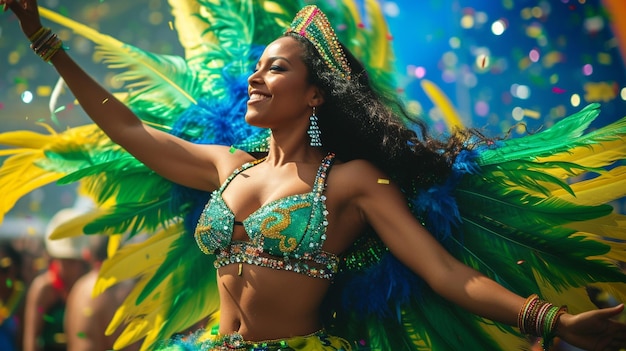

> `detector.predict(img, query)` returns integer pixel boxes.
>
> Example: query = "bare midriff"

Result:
[216,262,331,341]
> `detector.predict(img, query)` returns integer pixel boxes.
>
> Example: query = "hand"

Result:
[1,0,43,38]
[557,304,626,351]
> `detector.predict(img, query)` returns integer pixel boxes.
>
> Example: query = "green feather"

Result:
[479,103,603,165]
[454,184,626,294]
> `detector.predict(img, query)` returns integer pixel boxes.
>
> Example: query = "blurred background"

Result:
[1,0,625,237]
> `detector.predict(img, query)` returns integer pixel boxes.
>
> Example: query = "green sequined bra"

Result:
[194,153,339,279]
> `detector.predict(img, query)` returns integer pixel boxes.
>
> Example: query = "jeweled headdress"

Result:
[286,5,352,79]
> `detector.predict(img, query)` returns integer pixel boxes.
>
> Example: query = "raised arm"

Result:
[348,160,626,351]
[2,0,252,191]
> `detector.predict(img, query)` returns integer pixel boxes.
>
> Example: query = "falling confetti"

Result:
[43,314,55,323]
[377,178,390,184]
[82,307,93,317]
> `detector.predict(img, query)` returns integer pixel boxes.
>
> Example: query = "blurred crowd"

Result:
[0,206,140,351]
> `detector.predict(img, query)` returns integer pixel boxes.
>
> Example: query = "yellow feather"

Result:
[48,209,109,239]
[166,0,217,61]
[101,226,185,350]
[106,277,153,336]
[95,226,178,294]
[536,138,626,178]
[0,154,64,222]
[106,234,123,258]
[550,166,626,206]
[111,318,152,351]
[115,300,171,351]
[0,148,42,156]
[539,138,626,166]
[420,79,465,131]
[0,121,119,224]
[537,283,599,314]
[566,213,626,242]
[0,128,58,149]
[575,237,626,266]
[364,0,394,71]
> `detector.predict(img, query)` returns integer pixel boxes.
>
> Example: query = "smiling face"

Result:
[245,36,323,129]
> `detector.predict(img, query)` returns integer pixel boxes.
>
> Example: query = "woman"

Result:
[2,1,626,350]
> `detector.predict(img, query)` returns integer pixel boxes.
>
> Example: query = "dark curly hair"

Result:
[285,32,473,193]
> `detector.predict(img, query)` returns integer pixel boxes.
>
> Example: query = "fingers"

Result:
[3,0,33,16]
[4,0,21,12]
[599,304,624,318]
[2,0,23,15]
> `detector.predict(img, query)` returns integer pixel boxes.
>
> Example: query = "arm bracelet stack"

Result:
[518,294,568,350]
[29,27,64,62]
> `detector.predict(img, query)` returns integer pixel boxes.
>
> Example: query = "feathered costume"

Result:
[1,1,626,350]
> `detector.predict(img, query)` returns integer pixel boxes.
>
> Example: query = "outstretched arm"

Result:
[1,0,252,191]
[349,160,626,351]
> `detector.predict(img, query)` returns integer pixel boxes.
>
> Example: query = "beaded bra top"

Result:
[194,153,339,279]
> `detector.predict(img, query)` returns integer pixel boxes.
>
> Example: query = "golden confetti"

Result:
[82,307,93,317]
[523,109,541,119]
[476,54,489,69]
[0,258,12,268]
[584,81,618,102]
[377,178,390,184]
[169,21,174,30]
[102,98,109,104]
[36,86,52,97]
[33,258,47,271]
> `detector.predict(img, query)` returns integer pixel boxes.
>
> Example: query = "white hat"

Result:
[44,208,90,259]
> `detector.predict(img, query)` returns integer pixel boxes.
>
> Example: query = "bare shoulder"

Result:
[26,273,58,307]
[206,146,258,183]
[328,159,391,194]
[327,158,410,222]
[28,273,53,296]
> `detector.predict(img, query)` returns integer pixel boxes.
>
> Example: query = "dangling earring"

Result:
[307,106,322,147]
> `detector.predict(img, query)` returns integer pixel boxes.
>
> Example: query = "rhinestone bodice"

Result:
[194,153,339,279]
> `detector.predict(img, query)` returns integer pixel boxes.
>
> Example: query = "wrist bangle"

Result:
[517,294,567,351]
[28,26,48,42]
[29,28,65,62]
